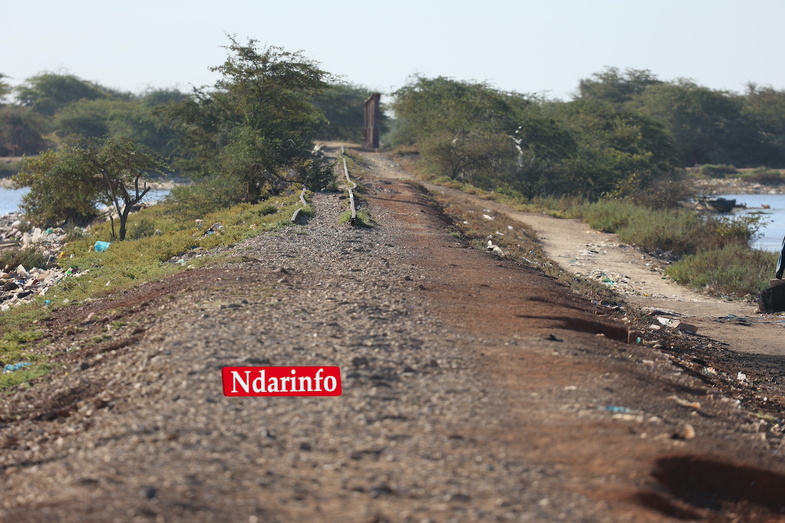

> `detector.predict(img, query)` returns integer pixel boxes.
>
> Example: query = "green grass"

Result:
[667,244,777,298]
[0,247,48,272]
[0,191,303,389]
[338,208,375,228]
[567,199,759,256]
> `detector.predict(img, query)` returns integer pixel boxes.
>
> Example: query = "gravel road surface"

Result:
[1,152,784,522]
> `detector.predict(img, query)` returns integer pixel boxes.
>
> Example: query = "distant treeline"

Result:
[4,62,785,205]
[0,70,376,161]
[388,68,785,203]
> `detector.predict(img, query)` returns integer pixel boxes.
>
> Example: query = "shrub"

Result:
[128,217,159,239]
[0,247,48,271]
[746,168,783,185]
[568,199,762,257]
[166,176,253,219]
[699,164,738,178]
[667,243,776,297]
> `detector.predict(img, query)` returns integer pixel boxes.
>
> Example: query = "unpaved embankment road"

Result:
[1,151,784,522]
[363,151,785,359]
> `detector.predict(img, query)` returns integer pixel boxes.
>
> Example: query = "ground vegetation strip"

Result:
[0,157,784,521]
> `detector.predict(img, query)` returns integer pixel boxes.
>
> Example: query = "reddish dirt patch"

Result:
[365,177,785,522]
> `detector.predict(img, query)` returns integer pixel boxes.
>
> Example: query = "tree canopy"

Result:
[390,76,683,202]
[14,136,166,238]
[162,36,335,201]
[314,83,388,142]
[15,73,110,116]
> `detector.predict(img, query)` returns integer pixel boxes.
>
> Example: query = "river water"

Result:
[718,193,785,252]
[0,187,170,217]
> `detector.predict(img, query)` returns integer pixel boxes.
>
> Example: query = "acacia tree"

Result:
[392,77,524,183]
[15,136,166,239]
[15,73,109,116]
[577,67,662,105]
[164,36,334,201]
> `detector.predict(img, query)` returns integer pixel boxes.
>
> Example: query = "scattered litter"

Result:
[486,240,504,256]
[737,372,748,383]
[668,395,701,410]
[673,423,696,440]
[677,323,698,334]
[94,241,111,252]
[604,405,633,414]
[482,214,494,221]
[3,362,32,373]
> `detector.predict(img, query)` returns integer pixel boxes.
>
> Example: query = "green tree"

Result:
[391,76,523,184]
[14,137,167,238]
[0,74,11,104]
[15,73,109,116]
[577,67,662,105]
[163,36,334,200]
[13,149,101,225]
[630,80,752,166]
[140,88,188,107]
[742,83,785,167]
[0,106,49,156]
[391,75,685,203]
[54,98,179,157]
[552,99,684,204]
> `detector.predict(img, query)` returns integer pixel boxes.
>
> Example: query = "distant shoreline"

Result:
[0,177,183,190]
[693,178,785,195]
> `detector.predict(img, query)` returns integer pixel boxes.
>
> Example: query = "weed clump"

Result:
[568,200,760,258]
[0,247,49,271]
[667,244,776,297]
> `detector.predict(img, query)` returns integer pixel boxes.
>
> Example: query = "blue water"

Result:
[718,194,785,252]
[0,187,29,215]
[0,187,169,216]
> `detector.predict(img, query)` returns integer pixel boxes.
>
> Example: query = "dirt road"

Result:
[1,150,784,521]
[362,151,785,359]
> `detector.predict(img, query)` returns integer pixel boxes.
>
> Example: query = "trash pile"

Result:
[0,213,72,311]
[0,264,70,311]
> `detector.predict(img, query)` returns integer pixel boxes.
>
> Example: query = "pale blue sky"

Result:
[4,0,784,100]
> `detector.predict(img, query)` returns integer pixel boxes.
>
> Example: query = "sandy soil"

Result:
[500,211,785,358]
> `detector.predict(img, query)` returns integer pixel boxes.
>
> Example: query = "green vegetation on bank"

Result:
[387,69,785,299]
[565,200,772,297]
[0,191,304,390]
[4,44,785,391]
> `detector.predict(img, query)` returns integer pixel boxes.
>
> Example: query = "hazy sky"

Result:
[4,0,784,100]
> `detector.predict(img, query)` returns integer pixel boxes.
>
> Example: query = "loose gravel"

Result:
[0,190,592,522]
